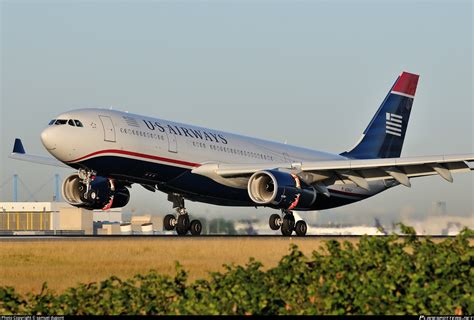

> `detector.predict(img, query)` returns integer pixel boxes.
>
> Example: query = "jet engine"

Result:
[247,170,317,210]
[62,174,130,210]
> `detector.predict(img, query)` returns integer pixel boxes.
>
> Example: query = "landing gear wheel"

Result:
[176,214,190,236]
[85,189,97,202]
[295,220,307,236]
[281,214,295,236]
[189,220,202,236]
[269,214,282,230]
[79,184,89,202]
[163,214,176,231]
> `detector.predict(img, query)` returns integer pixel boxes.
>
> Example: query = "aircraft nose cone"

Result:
[41,127,56,150]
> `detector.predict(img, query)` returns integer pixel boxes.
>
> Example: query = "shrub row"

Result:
[1,225,472,315]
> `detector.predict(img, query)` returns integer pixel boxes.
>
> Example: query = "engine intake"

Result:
[248,170,316,210]
[62,174,130,210]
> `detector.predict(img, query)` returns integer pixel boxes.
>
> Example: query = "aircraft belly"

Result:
[76,155,254,206]
[75,155,387,210]
[164,170,253,205]
[310,194,364,210]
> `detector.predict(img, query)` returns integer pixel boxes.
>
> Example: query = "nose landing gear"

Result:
[269,210,307,236]
[163,194,203,236]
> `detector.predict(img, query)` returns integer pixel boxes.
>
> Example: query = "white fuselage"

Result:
[43,108,344,165]
[40,108,387,209]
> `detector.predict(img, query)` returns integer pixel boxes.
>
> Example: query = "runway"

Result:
[0,234,457,241]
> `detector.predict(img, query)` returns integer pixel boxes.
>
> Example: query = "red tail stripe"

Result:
[67,149,200,168]
[392,72,419,96]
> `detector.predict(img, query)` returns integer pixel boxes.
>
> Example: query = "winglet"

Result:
[13,138,26,154]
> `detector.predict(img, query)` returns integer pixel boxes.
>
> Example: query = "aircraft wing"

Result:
[192,154,474,191]
[9,138,70,168]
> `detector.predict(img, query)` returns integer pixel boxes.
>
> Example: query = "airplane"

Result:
[10,71,474,236]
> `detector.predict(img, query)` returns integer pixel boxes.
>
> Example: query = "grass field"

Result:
[2,236,470,295]
[0,237,360,294]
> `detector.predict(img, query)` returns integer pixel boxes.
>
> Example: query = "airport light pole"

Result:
[13,174,18,202]
[54,174,61,202]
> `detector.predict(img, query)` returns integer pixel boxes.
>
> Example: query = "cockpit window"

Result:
[54,119,68,125]
[48,118,83,127]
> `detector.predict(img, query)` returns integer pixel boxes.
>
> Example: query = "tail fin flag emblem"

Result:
[386,113,403,137]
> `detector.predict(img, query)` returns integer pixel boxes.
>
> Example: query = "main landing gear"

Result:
[269,210,307,236]
[163,194,202,236]
[78,169,97,201]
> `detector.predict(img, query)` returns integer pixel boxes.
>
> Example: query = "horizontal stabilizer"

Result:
[10,139,70,168]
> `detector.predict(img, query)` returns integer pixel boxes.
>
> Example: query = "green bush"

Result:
[1,226,472,315]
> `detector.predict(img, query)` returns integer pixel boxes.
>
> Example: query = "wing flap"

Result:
[300,154,474,171]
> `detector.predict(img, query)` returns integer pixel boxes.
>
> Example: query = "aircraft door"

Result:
[167,133,178,153]
[99,115,116,142]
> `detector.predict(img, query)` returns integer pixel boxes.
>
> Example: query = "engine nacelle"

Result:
[62,174,130,210]
[247,170,316,210]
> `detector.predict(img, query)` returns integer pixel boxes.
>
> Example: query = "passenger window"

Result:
[74,120,83,127]
[68,119,76,126]
[48,119,56,125]
[55,119,67,125]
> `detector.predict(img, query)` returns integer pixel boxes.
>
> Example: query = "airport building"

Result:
[0,202,124,235]
[0,202,91,235]
[0,175,163,235]
[0,201,172,235]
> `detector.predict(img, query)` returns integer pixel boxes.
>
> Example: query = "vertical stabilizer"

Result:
[341,72,419,159]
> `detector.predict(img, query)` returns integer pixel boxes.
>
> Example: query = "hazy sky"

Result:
[1,1,472,225]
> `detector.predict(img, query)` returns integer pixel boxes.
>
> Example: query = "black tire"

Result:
[163,214,176,231]
[189,220,202,236]
[83,189,97,203]
[295,220,307,236]
[269,214,282,230]
[78,184,87,201]
[80,191,88,202]
[176,214,190,236]
[281,214,295,236]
